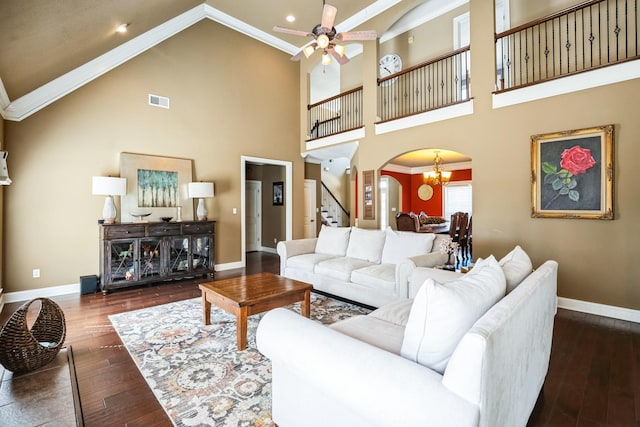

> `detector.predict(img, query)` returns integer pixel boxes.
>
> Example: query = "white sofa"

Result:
[277,225,449,307]
[257,247,558,427]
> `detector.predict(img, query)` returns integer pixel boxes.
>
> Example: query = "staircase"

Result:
[321,182,350,227]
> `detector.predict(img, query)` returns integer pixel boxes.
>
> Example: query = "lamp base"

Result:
[196,198,208,221]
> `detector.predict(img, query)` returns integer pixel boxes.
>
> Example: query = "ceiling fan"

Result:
[273,3,377,65]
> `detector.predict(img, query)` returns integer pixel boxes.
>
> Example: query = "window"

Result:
[444,182,472,221]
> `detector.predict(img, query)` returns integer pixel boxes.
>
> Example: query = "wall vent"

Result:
[148,94,170,109]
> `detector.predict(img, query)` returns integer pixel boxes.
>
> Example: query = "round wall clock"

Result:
[379,53,402,86]
[418,183,434,201]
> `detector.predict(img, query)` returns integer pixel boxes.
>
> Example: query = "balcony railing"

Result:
[307,86,363,141]
[377,46,471,123]
[495,0,640,92]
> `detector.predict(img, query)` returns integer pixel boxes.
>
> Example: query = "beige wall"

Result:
[349,0,640,310]
[381,4,470,67]
[3,20,301,293]
[509,0,582,27]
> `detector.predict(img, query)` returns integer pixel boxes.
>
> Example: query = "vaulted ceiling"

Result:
[0,0,472,167]
[1,0,441,121]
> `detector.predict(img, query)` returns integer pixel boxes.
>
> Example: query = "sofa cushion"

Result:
[330,315,405,355]
[350,264,397,294]
[346,227,386,263]
[499,245,533,293]
[380,228,436,265]
[286,253,339,272]
[400,256,506,374]
[315,225,351,256]
[315,257,375,282]
[369,299,413,326]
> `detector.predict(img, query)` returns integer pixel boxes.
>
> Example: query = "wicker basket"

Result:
[0,297,66,373]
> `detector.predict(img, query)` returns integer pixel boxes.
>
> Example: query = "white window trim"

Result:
[443,180,473,220]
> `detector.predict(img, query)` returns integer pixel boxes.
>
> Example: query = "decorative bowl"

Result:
[161,217,173,223]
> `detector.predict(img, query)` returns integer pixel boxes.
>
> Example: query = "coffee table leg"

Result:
[237,306,248,350]
[202,293,211,325]
[301,289,311,318]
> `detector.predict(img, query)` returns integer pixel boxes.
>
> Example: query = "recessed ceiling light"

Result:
[116,23,129,33]
[286,15,295,23]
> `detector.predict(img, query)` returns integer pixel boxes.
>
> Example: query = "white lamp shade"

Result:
[188,182,214,198]
[92,176,127,196]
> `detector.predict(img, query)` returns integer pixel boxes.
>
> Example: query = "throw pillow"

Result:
[315,225,351,256]
[400,256,506,374]
[380,228,436,265]
[346,227,386,263]
[498,245,533,293]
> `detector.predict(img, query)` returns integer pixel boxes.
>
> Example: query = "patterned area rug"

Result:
[109,293,370,427]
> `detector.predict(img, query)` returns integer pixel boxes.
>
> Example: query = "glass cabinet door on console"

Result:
[190,235,213,274]
[169,236,191,275]
[106,239,138,284]
[139,238,163,280]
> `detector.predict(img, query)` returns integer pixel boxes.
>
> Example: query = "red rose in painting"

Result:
[560,145,596,175]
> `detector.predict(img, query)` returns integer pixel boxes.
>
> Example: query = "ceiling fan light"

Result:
[321,51,332,65]
[303,45,316,59]
[333,44,346,57]
[317,34,330,49]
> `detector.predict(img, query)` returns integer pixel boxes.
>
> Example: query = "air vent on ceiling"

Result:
[148,94,170,109]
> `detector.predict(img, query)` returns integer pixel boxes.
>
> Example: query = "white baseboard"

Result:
[4,283,80,304]
[215,261,243,271]
[557,297,640,323]
[259,246,278,255]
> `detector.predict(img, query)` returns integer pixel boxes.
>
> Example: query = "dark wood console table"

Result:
[99,221,215,294]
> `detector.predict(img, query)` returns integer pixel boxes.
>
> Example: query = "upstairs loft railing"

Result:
[377,46,471,123]
[307,86,363,141]
[495,0,639,92]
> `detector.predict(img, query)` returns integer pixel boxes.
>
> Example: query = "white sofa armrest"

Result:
[276,238,317,274]
[395,252,449,298]
[257,308,479,427]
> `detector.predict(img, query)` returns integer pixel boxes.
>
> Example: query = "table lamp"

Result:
[92,176,127,224]
[188,182,214,221]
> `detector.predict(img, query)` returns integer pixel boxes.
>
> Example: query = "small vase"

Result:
[443,253,456,271]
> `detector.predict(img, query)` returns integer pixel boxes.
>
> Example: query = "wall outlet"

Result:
[33,269,40,278]
[232,208,237,214]
[273,238,277,244]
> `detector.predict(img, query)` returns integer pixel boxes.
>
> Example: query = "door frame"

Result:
[241,156,293,267]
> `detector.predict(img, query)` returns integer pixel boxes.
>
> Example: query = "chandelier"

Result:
[423,151,452,185]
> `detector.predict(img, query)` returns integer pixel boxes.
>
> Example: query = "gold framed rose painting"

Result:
[531,124,614,219]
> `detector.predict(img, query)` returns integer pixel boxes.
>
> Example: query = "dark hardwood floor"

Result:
[1,252,638,426]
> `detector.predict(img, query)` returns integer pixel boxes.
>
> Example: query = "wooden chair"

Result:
[396,212,419,232]
[449,212,470,265]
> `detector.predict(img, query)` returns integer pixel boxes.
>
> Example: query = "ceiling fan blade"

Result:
[273,26,312,37]
[329,48,349,65]
[335,30,378,41]
[321,4,338,30]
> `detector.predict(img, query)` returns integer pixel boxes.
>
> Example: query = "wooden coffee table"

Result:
[198,272,312,350]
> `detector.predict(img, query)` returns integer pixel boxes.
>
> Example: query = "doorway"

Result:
[241,156,293,267]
